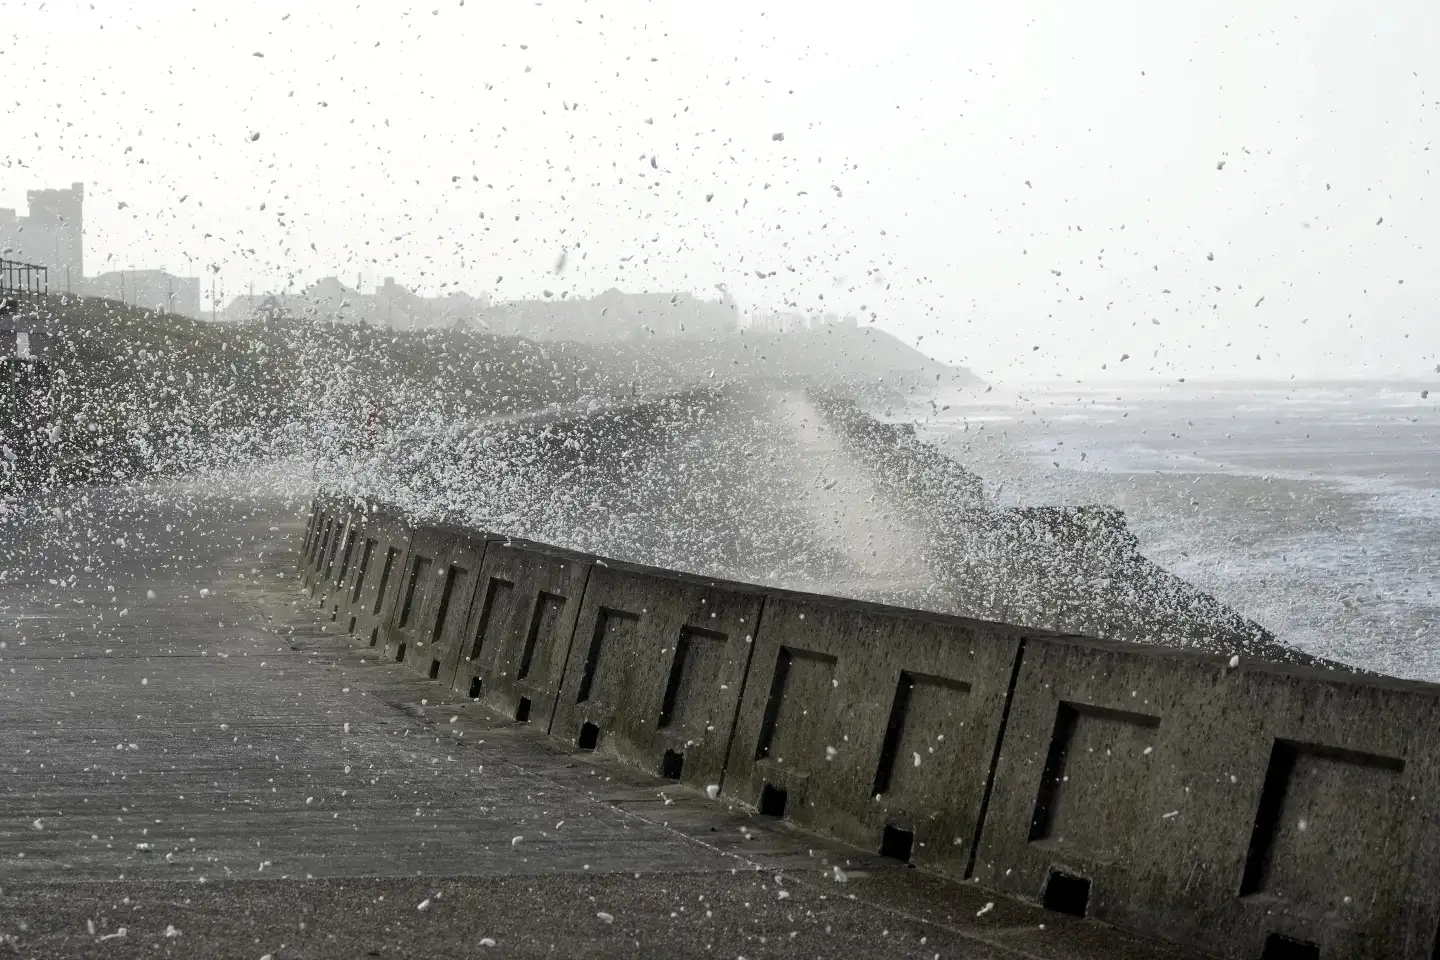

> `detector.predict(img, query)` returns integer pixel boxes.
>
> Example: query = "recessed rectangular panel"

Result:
[398,555,433,628]
[657,626,728,732]
[313,518,332,571]
[324,522,343,578]
[301,510,319,559]
[517,590,567,682]
[1028,702,1160,857]
[431,564,466,642]
[872,672,972,799]
[577,608,640,703]
[351,539,376,603]
[306,516,323,566]
[336,529,357,583]
[755,647,838,764]
[470,577,513,662]
[1240,740,1405,910]
[373,547,398,615]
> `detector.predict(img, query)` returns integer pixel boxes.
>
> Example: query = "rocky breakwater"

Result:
[809,390,1335,667]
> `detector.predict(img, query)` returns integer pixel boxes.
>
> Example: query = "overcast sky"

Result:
[3,0,1437,380]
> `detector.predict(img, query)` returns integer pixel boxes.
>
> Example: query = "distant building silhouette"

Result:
[484,288,738,341]
[0,183,84,289]
[221,276,491,329]
[745,309,857,334]
[220,279,738,341]
[85,270,201,319]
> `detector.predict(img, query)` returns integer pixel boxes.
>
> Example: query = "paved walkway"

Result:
[0,470,1194,959]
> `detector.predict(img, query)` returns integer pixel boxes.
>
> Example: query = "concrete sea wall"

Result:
[299,492,1440,960]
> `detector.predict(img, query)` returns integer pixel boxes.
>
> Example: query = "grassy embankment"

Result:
[0,295,607,498]
[0,294,968,502]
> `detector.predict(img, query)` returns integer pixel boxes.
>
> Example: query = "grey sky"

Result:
[3,0,1437,380]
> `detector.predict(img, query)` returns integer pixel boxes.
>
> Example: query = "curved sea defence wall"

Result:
[299,492,1440,960]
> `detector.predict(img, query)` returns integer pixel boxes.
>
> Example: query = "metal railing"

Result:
[0,258,48,296]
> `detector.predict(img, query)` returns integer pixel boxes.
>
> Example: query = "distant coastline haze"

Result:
[3,0,1437,380]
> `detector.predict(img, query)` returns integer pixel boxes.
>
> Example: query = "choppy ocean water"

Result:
[911,380,1440,679]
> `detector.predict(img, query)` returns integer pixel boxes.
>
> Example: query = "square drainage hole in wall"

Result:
[1261,935,1320,960]
[394,642,407,663]
[879,824,915,863]
[348,616,357,635]
[369,628,379,648]
[429,659,441,680]
[758,783,788,818]
[661,749,684,780]
[1042,871,1090,918]
[515,697,532,723]
[577,722,600,750]
[468,676,482,699]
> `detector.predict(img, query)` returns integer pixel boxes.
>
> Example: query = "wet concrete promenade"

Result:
[0,471,1193,959]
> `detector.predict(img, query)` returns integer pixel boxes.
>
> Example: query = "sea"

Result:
[907,380,1440,679]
